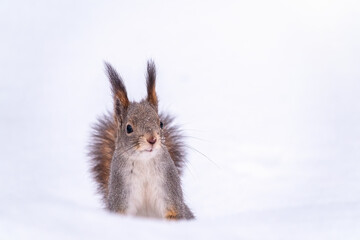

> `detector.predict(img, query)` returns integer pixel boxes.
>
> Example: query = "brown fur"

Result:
[146,60,158,108]
[105,62,129,121]
[88,113,116,202]
[160,113,187,175]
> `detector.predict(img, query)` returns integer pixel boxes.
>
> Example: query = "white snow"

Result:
[1,0,360,239]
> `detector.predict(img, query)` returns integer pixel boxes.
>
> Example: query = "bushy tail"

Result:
[88,113,116,202]
[88,111,187,203]
[160,112,187,175]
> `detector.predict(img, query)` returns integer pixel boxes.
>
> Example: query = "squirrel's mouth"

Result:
[141,145,159,153]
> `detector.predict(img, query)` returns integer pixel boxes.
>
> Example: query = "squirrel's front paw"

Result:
[165,207,179,220]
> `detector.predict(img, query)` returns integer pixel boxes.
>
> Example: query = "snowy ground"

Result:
[1,0,360,239]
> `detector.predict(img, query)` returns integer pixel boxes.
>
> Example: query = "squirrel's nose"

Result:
[147,137,157,145]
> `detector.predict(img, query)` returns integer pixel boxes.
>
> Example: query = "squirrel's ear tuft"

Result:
[105,62,129,122]
[146,60,158,110]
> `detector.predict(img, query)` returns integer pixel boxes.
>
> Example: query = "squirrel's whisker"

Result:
[184,144,220,169]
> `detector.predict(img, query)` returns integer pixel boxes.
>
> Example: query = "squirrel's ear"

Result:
[146,60,158,110]
[105,62,129,123]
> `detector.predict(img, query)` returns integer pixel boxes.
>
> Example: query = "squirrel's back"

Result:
[88,111,187,203]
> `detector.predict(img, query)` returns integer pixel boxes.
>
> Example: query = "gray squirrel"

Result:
[88,61,194,220]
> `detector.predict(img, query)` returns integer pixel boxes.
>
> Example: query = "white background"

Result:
[1,0,360,239]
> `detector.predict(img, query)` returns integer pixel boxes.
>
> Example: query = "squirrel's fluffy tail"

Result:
[88,112,187,203]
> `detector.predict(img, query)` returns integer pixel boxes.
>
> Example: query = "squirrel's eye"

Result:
[126,124,133,134]
[160,121,164,129]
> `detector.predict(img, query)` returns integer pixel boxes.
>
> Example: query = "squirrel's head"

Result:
[105,61,164,158]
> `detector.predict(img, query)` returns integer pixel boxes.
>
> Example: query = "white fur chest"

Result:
[124,153,167,218]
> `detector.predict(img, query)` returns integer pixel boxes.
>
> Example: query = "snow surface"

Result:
[1,0,360,239]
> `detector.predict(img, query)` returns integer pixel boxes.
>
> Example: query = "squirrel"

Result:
[88,60,194,220]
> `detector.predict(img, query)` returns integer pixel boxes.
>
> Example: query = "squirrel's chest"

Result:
[124,158,167,218]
